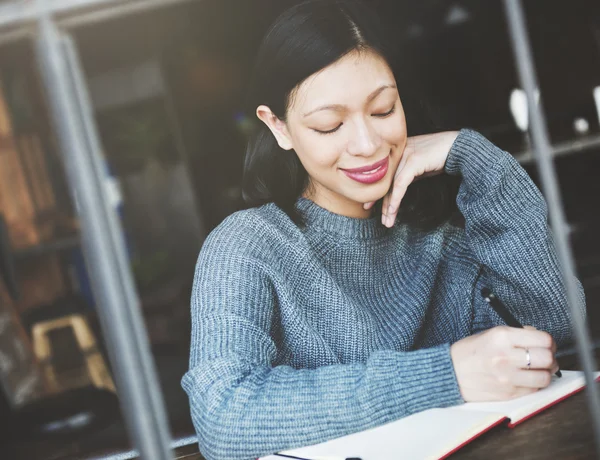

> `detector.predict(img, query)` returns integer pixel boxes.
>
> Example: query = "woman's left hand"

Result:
[365,130,460,227]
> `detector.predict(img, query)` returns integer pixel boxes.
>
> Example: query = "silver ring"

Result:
[525,348,531,369]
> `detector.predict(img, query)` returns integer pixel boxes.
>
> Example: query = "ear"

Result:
[256,105,293,151]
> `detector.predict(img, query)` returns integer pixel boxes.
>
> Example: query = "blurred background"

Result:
[0,0,599,458]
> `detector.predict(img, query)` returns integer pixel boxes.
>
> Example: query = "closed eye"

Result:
[373,104,396,118]
[313,123,343,135]
[313,103,395,134]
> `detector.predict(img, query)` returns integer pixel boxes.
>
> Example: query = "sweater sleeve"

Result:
[181,216,463,460]
[444,129,585,346]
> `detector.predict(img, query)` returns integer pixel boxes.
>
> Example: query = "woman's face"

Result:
[259,49,407,218]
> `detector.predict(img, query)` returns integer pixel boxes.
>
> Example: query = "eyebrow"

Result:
[302,84,396,117]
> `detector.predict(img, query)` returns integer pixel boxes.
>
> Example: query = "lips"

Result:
[340,157,389,174]
[340,157,389,185]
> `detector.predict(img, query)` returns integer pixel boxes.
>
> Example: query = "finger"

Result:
[381,152,411,226]
[510,347,556,370]
[396,147,411,174]
[363,201,375,210]
[512,369,553,389]
[387,160,414,213]
[382,193,389,215]
[386,152,410,206]
[381,193,391,225]
[523,326,556,353]
[506,327,553,349]
[522,326,557,353]
[385,170,415,227]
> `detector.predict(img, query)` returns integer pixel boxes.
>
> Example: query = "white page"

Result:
[261,407,505,460]
[457,370,599,424]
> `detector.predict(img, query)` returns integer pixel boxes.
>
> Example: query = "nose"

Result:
[346,117,382,157]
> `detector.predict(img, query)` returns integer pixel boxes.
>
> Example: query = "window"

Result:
[0,1,598,458]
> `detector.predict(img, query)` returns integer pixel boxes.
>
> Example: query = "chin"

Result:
[341,179,392,207]
[362,192,385,203]
[352,191,386,207]
[366,181,392,202]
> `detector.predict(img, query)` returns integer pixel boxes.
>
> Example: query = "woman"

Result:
[182,1,584,459]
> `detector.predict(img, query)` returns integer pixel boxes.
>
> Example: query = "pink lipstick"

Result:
[340,157,389,184]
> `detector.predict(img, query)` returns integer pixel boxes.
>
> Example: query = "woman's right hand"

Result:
[450,326,559,402]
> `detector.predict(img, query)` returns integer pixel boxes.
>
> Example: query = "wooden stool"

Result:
[32,314,115,395]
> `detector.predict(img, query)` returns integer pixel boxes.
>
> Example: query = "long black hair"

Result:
[243,0,460,229]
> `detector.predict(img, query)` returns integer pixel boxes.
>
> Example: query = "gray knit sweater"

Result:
[182,129,583,460]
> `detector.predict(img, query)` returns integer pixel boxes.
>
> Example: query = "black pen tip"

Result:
[556,370,562,378]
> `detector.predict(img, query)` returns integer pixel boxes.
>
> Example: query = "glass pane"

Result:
[0,1,599,459]
[0,38,123,459]
[0,12,185,460]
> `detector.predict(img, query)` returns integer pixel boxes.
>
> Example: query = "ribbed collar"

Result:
[295,197,389,239]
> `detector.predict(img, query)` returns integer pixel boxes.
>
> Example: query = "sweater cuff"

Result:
[389,344,463,414]
[444,129,511,198]
[444,129,503,175]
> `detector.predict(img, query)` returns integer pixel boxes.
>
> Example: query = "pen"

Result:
[274,454,362,460]
[481,287,561,378]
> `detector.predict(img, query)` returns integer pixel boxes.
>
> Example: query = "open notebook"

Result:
[260,370,600,460]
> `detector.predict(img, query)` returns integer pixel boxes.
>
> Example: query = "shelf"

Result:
[13,235,80,260]
[515,134,600,165]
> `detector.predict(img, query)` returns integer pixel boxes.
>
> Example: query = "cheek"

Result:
[294,134,343,169]
[380,113,407,145]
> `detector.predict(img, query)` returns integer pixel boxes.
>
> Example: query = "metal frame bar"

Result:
[92,434,199,460]
[0,0,120,29]
[0,0,195,48]
[0,25,32,48]
[0,1,37,29]
[57,0,194,29]
[0,0,194,31]
[33,2,173,458]
[515,133,600,164]
[503,1,600,456]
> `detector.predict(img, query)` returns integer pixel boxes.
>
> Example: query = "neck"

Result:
[295,197,387,239]
[303,187,372,219]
